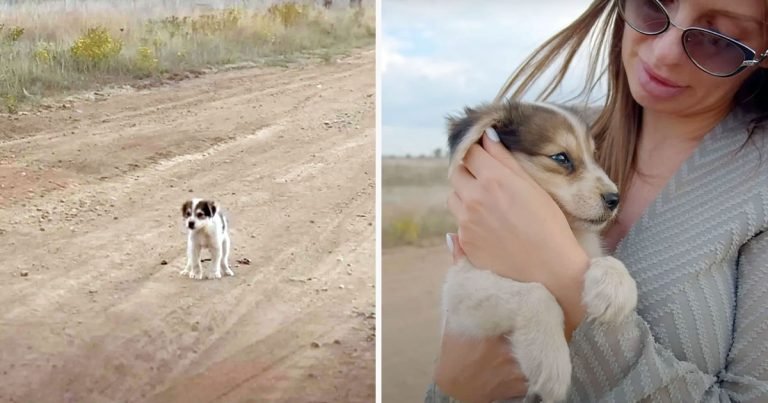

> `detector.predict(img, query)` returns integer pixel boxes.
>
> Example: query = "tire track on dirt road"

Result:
[0,61,366,149]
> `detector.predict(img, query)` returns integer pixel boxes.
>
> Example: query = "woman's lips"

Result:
[637,62,686,99]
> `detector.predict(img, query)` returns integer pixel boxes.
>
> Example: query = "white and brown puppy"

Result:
[443,101,637,402]
[179,198,234,280]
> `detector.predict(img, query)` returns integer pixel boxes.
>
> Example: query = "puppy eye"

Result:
[549,152,574,171]
[196,212,204,219]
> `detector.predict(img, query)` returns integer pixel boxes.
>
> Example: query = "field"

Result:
[0,28,375,403]
[381,156,455,401]
[0,0,374,112]
[381,157,454,248]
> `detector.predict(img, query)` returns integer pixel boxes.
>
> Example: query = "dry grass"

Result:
[382,157,456,248]
[0,1,375,111]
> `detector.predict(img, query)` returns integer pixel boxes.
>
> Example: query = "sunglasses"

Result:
[617,0,768,77]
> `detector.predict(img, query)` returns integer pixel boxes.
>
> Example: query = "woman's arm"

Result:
[433,130,768,401]
[427,231,768,402]
[431,133,597,402]
[567,231,768,402]
[426,235,531,403]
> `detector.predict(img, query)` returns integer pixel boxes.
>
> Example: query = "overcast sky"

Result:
[381,0,599,156]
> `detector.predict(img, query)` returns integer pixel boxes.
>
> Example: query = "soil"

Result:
[0,49,375,403]
[381,245,448,403]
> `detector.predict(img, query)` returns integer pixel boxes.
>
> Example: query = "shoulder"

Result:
[690,107,768,238]
[732,109,768,179]
[737,112,768,234]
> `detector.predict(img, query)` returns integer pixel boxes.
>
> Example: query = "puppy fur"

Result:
[442,100,638,402]
[179,198,234,280]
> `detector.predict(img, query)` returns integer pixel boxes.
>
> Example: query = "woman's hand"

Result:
[446,130,589,336]
[434,330,528,403]
[434,238,529,402]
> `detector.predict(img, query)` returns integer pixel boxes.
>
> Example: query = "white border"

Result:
[375,0,382,401]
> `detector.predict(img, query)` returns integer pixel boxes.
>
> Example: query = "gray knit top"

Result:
[425,106,768,402]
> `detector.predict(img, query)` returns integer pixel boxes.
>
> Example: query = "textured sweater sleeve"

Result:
[424,383,459,403]
[425,231,768,403]
[568,231,768,402]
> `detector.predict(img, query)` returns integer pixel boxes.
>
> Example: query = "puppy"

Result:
[179,198,234,280]
[442,100,638,402]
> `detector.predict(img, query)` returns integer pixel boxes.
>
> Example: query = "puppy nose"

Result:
[602,192,620,211]
[187,221,195,229]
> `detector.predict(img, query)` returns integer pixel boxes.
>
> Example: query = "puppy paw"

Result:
[179,269,189,276]
[224,267,235,276]
[533,368,571,403]
[583,256,638,324]
[519,348,571,403]
[511,332,572,402]
[194,271,204,280]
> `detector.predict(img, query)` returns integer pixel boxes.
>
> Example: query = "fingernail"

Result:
[485,126,500,142]
[445,233,454,254]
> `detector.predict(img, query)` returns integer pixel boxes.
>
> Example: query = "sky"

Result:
[381,0,600,156]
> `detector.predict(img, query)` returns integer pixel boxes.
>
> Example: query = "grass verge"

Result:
[382,207,455,249]
[0,3,375,112]
[383,157,455,248]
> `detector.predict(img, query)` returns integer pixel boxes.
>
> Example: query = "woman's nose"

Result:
[648,7,696,69]
[648,27,687,68]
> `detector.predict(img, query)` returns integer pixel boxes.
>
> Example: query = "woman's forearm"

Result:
[543,249,589,341]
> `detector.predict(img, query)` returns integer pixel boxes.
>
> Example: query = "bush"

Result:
[267,3,310,27]
[134,46,158,74]
[70,27,123,66]
[34,43,54,65]
[382,210,456,248]
[389,217,420,245]
[4,95,18,114]
[1,25,25,43]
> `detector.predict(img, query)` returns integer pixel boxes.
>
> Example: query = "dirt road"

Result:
[0,49,375,403]
[382,246,448,403]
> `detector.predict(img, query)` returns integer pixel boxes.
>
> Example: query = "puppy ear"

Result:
[445,102,510,177]
[492,100,526,152]
[181,200,192,217]
[198,200,216,218]
[446,106,481,160]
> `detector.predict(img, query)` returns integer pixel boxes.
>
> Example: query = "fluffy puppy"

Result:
[179,198,234,280]
[442,100,638,402]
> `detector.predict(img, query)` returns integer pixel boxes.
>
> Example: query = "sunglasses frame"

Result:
[617,0,768,77]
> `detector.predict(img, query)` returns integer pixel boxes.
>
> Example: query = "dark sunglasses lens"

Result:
[683,30,745,75]
[621,0,668,34]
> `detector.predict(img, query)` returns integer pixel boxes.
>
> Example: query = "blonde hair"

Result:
[493,0,768,195]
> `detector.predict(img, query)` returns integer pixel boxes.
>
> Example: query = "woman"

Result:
[427,0,768,401]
